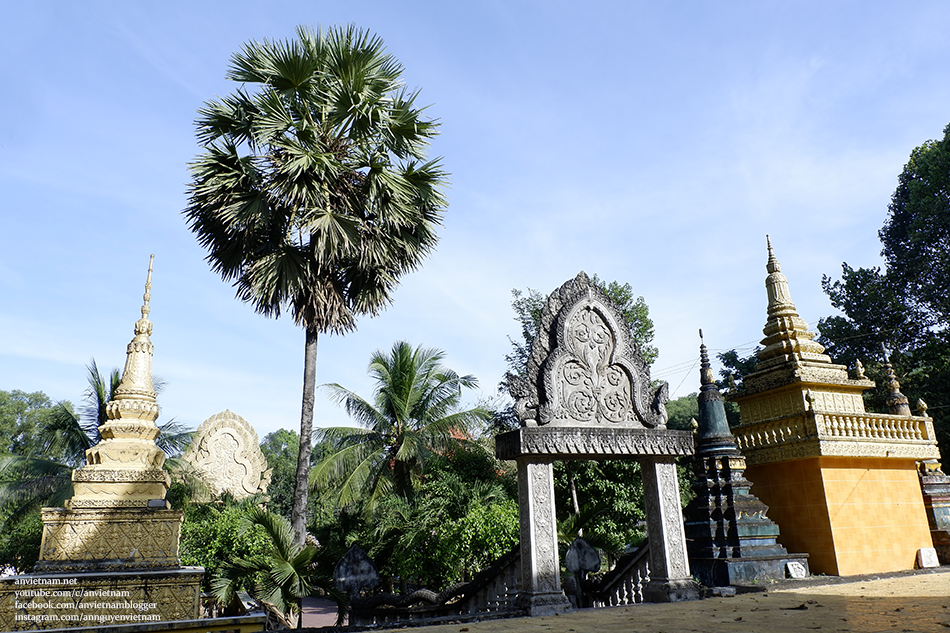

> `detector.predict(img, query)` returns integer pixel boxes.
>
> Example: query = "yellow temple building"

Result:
[730,238,942,576]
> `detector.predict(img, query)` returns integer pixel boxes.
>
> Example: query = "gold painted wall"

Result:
[0,569,202,631]
[746,457,932,575]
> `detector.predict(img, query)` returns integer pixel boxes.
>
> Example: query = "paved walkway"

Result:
[302,567,950,632]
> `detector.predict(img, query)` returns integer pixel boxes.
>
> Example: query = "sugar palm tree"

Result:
[312,341,490,512]
[183,25,447,547]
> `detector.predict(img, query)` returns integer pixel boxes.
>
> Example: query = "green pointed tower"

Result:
[684,334,809,586]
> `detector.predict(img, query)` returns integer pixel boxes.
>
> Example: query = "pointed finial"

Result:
[882,345,911,416]
[134,255,154,336]
[766,235,781,274]
[756,235,828,367]
[696,330,736,450]
[142,253,154,319]
[699,329,715,387]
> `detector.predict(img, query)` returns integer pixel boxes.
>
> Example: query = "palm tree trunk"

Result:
[292,326,318,549]
[567,462,582,537]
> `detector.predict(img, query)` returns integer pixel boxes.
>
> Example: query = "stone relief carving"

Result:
[508,272,668,428]
[496,426,693,460]
[182,410,271,500]
[530,463,558,592]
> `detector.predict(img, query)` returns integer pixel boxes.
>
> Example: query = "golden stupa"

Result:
[0,257,203,630]
[730,238,941,575]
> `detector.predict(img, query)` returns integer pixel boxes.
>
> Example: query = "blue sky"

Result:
[2,1,949,439]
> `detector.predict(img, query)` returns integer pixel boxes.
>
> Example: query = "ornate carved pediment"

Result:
[182,410,271,500]
[509,272,668,429]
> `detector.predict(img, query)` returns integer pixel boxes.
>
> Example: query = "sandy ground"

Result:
[300,567,950,632]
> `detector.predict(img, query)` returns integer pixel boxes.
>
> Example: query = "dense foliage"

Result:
[310,448,517,591]
[0,390,69,457]
[259,429,302,519]
[211,505,345,626]
[819,123,950,453]
[308,342,509,590]
[180,499,272,590]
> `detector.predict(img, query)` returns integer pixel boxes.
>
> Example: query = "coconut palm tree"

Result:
[211,505,346,628]
[183,25,447,547]
[312,341,490,512]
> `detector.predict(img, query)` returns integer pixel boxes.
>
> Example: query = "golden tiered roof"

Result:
[730,238,940,464]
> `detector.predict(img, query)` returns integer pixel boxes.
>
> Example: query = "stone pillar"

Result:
[919,461,950,564]
[517,459,572,616]
[641,457,699,602]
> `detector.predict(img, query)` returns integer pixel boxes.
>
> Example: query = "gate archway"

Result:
[496,273,699,615]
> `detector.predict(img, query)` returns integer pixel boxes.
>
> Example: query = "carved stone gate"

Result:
[497,273,698,615]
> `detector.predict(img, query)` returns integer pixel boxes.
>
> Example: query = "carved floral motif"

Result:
[510,272,668,428]
[182,410,271,500]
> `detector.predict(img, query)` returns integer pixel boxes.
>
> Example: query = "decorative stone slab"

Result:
[0,568,202,630]
[917,547,939,569]
[181,410,271,500]
[334,545,380,599]
[496,426,694,460]
[508,272,669,429]
[565,538,601,577]
[36,508,183,572]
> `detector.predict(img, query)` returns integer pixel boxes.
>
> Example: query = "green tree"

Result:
[180,497,272,591]
[0,511,43,573]
[0,390,70,457]
[259,429,301,519]
[212,506,345,626]
[310,446,517,591]
[819,123,950,453]
[879,123,950,325]
[664,393,698,431]
[184,25,448,547]
[312,341,490,511]
[553,460,645,555]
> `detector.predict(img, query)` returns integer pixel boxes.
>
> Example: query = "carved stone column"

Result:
[517,458,572,616]
[919,461,950,564]
[641,457,699,602]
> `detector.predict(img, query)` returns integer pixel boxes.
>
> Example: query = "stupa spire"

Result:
[696,330,737,454]
[882,346,912,416]
[71,255,168,508]
[31,252,201,608]
[757,236,829,368]
[112,254,157,408]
